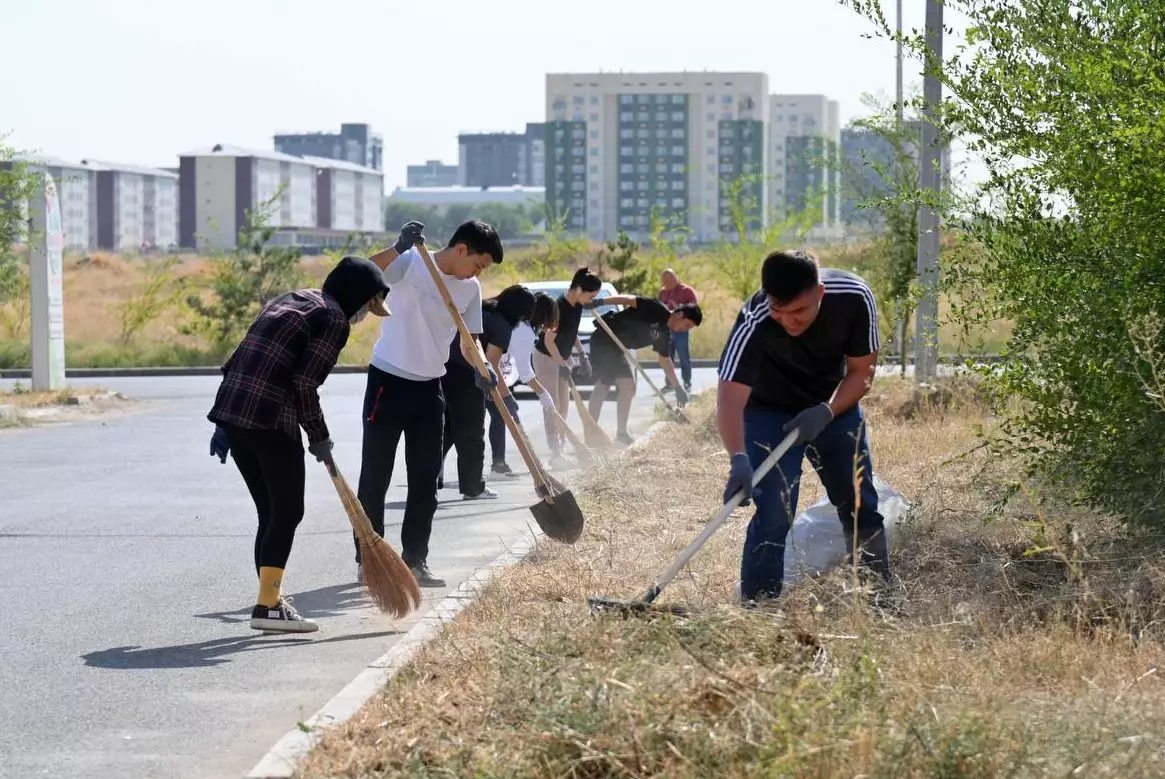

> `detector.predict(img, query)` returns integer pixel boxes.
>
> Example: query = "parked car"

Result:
[501,280,622,391]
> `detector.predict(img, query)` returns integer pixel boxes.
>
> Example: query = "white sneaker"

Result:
[356,564,364,584]
[549,454,576,471]
[463,486,499,501]
[250,597,319,634]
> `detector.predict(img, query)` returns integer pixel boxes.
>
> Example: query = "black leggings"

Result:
[485,400,508,463]
[441,360,487,495]
[224,425,305,573]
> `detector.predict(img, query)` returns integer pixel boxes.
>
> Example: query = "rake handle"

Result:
[591,313,688,421]
[414,244,555,493]
[642,429,800,602]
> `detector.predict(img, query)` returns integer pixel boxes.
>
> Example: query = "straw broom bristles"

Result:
[568,379,615,449]
[327,467,422,619]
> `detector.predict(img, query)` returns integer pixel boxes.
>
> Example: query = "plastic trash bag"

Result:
[783,475,912,585]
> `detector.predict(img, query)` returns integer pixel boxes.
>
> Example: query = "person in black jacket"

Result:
[207,256,389,634]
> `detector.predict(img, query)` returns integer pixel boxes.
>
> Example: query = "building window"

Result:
[672,198,685,208]
[672,111,685,121]
[706,94,715,104]
[621,163,633,174]
[621,198,634,207]
[621,181,633,191]
[671,145,685,156]
[671,180,684,190]
[590,130,598,139]
[637,129,650,139]
[621,146,632,157]
[671,128,685,139]
[722,94,733,104]
[620,111,633,121]
[590,113,599,122]
[637,163,650,173]
[620,94,634,105]
[590,95,599,105]
[620,129,633,139]
[573,95,585,105]
[572,113,584,121]
[672,163,685,173]
[637,181,649,190]
[672,95,684,104]
[637,94,651,104]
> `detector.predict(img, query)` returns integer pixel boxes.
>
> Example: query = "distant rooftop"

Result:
[388,185,545,205]
[298,154,382,176]
[179,144,312,165]
[80,159,178,179]
[13,152,89,170]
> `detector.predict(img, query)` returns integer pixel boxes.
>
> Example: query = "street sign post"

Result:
[28,170,66,390]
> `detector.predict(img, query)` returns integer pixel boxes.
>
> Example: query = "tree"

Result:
[183,192,305,355]
[0,136,35,310]
[842,0,1165,526]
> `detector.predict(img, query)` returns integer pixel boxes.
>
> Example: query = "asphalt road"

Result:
[0,367,718,779]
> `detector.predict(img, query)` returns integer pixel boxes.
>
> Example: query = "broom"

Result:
[566,373,615,449]
[323,458,422,619]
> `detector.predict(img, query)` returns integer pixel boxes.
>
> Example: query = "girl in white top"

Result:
[486,292,559,477]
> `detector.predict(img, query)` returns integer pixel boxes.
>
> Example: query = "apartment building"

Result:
[274,123,383,172]
[303,155,384,233]
[8,154,95,251]
[544,71,769,243]
[406,159,459,188]
[840,124,953,229]
[767,94,843,241]
[80,160,179,251]
[177,144,318,250]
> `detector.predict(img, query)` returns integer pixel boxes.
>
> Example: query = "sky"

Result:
[3,0,970,193]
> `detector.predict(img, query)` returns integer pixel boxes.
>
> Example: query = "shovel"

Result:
[587,429,799,616]
[591,314,690,424]
[415,244,585,544]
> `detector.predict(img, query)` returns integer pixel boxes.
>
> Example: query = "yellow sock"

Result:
[257,566,283,607]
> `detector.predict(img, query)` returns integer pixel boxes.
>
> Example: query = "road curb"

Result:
[244,415,674,779]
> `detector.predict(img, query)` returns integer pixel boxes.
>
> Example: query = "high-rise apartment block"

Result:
[545,72,771,243]
[274,123,383,173]
[768,95,842,241]
[457,123,546,188]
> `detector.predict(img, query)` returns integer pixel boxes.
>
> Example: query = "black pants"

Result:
[485,399,508,463]
[440,360,487,496]
[355,365,444,567]
[224,425,305,573]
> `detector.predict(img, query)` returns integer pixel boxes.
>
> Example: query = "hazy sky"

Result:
[4,0,966,192]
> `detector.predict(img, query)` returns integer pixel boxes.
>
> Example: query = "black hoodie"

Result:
[322,255,389,318]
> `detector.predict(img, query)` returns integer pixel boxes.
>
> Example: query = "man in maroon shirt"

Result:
[659,268,698,393]
[207,256,389,634]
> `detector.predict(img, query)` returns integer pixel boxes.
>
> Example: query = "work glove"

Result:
[474,365,499,393]
[393,220,425,255]
[308,438,335,467]
[537,390,557,412]
[675,384,690,407]
[209,426,230,463]
[723,452,756,507]
[503,394,520,417]
[783,402,834,445]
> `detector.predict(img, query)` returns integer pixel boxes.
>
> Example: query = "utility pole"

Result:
[894,0,906,371]
[914,0,943,382]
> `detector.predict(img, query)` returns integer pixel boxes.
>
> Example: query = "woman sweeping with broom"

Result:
[207,256,392,634]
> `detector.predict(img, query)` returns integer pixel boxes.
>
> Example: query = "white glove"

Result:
[537,391,557,411]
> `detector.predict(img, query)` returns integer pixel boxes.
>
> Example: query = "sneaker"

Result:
[409,563,446,588]
[437,474,445,490]
[250,598,319,633]
[683,382,692,394]
[490,461,519,479]
[615,431,634,447]
[463,486,498,501]
[549,453,576,471]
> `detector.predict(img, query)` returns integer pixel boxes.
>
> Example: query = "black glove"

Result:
[783,402,834,445]
[474,365,499,393]
[503,394,520,417]
[675,384,690,407]
[209,426,230,463]
[723,453,755,506]
[308,438,335,466]
[393,221,425,255]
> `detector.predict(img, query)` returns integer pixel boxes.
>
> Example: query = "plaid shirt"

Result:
[208,289,349,445]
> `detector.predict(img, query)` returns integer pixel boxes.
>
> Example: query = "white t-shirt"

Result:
[370,247,483,380]
[508,321,538,384]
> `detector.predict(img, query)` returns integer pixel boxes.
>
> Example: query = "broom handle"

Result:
[642,430,799,603]
[414,244,554,492]
[566,374,599,427]
[592,314,684,417]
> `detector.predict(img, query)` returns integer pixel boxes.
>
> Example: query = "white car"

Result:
[507,280,622,388]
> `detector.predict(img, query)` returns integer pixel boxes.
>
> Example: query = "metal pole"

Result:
[894,0,906,369]
[914,0,943,382]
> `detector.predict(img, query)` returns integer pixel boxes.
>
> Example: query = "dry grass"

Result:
[0,385,107,407]
[296,379,1165,778]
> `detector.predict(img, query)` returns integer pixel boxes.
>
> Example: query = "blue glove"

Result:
[503,394,520,418]
[209,426,229,461]
[393,220,425,254]
[723,453,755,506]
[474,365,499,393]
[783,402,834,445]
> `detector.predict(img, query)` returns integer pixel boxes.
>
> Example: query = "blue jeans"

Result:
[669,331,692,386]
[740,404,890,601]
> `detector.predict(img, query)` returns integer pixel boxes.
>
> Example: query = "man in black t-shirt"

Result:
[716,249,889,604]
[587,295,702,446]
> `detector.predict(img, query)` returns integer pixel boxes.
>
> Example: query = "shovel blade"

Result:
[529,488,584,544]
[586,595,691,617]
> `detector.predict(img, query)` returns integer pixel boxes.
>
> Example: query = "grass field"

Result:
[297,379,1165,778]
[0,240,1011,370]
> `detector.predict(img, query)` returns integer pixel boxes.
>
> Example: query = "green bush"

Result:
[845,0,1165,525]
